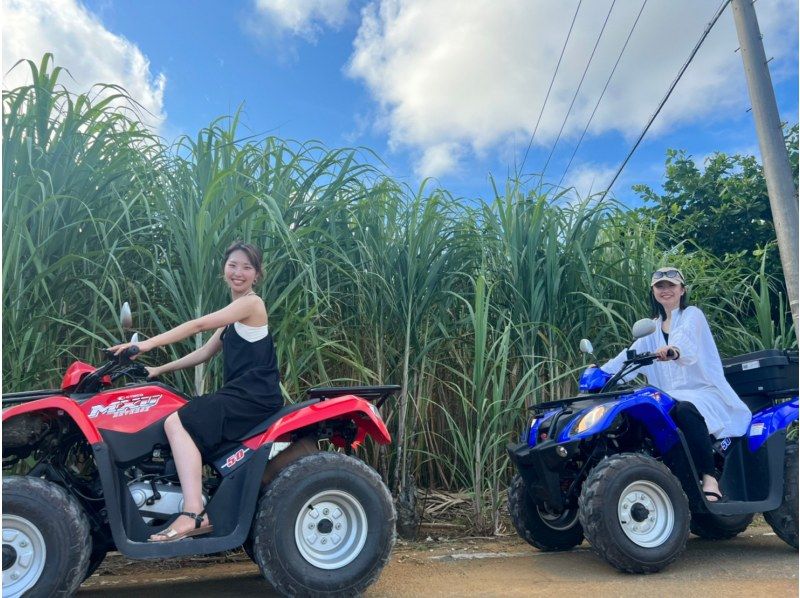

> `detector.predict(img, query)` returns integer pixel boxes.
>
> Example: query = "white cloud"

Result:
[347,0,798,178]
[3,0,166,131]
[250,0,350,40]
[562,163,616,199]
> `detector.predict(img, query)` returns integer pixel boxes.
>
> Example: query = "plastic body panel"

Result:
[746,397,798,452]
[80,384,188,434]
[2,397,103,444]
[578,366,612,392]
[242,394,392,449]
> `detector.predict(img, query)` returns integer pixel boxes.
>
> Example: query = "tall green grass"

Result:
[3,56,795,530]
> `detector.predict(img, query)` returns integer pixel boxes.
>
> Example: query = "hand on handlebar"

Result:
[108,340,151,359]
[144,365,161,380]
[654,345,680,361]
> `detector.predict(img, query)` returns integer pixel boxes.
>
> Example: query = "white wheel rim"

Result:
[617,481,675,548]
[3,514,47,598]
[294,490,368,570]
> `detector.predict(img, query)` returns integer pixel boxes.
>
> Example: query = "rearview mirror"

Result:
[631,318,657,339]
[579,339,594,354]
[120,302,133,330]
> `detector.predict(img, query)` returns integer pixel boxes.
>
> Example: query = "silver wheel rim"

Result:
[537,507,579,531]
[3,514,46,598]
[294,490,368,570]
[617,481,675,548]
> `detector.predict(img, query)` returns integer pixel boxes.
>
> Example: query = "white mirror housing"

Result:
[631,318,657,339]
[120,302,133,330]
[579,339,594,354]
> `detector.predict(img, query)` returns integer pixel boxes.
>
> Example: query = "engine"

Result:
[127,480,207,523]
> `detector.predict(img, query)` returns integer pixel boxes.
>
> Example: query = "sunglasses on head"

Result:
[652,270,682,280]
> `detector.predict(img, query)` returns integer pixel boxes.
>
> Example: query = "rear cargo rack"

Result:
[306,385,401,408]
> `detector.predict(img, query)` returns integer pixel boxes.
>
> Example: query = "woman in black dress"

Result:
[110,242,283,541]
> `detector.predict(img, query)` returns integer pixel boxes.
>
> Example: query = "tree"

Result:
[633,124,798,282]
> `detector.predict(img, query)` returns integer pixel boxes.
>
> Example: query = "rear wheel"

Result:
[579,453,690,573]
[2,475,91,597]
[82,541,108,581]
[507,474,583,551]
[251,452,395,597]
[764,442,798,549]
[690,512,753,540]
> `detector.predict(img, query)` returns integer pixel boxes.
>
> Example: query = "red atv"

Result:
[2,327,397,597]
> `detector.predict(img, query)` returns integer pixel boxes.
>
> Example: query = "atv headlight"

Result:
[574,405,608,434]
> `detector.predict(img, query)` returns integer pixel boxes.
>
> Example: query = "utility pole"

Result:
[731,0,799,336]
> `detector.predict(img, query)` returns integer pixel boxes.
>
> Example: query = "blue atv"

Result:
[507,319,798,573]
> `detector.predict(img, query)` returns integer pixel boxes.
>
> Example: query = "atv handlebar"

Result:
[600,351,656,393]
[74,348,148,393]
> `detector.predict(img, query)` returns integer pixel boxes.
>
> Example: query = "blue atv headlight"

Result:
[574,404,608,434]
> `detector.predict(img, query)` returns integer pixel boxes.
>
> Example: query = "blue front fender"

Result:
[559,387,680,454]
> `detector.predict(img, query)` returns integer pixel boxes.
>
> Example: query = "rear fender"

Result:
[561,388,680,454]
[748,397,798,452]
[2,397,102,444]
[242,395,391,450]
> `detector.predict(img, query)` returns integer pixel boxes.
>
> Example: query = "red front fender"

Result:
[3,397,103,444]
[242,395,392,449]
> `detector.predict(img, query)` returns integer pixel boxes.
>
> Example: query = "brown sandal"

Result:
[148,509,214,542]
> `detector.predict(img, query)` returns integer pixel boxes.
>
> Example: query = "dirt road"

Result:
[79,522,797,597]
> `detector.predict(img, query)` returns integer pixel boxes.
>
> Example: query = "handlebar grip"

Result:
[666,348,677,360]
[123,345,140,358]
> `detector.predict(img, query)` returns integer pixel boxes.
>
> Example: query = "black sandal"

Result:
[148,509,214,542]
[703,490,725,503]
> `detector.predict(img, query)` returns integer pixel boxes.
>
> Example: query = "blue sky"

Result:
[4,0,798,205]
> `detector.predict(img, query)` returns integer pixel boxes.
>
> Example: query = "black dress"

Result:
[177,323,283,457]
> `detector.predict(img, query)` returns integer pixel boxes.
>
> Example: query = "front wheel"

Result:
[507,474,583,551]
[2,475,91,597]
[579,453,690,574]
[764,442,798,549]
[251,452,395,597]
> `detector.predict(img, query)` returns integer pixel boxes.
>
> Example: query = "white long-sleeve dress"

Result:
[600,306,751,438]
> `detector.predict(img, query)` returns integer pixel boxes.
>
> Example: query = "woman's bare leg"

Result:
[149,413,209,539]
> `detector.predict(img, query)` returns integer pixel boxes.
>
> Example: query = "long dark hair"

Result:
[649,284,689,319]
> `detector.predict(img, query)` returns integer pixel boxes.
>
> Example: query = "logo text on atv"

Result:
[89,394,162,419]
[222,448,250,469]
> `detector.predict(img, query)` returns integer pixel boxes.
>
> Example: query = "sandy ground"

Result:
[79,520,798,597]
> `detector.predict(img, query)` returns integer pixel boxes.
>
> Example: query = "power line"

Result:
[558,0,648,188]
[541,0,617,178]
[600,0,732,199]
[518,0,582,177]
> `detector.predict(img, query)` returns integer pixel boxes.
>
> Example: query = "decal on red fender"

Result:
[222,448,250,469]
[89,394,163,419]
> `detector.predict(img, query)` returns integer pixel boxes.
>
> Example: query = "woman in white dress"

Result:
[600,267,751,502]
